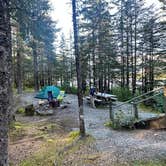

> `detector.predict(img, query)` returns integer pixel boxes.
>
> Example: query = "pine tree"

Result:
[72,0,86,137]
[0,0,12,165]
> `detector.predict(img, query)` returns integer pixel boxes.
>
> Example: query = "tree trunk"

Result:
[126,23,129,88]
[133,0,137,95]
[72,0,85,137]
[16,51,22,94]
[33,41,39,91]
[92,30,96,87]
[120,0,125,87]
[0,0,12,165]
[16,27,23,94]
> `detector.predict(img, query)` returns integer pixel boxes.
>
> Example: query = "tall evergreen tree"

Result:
[72,0,86,137]
[0,0,12,165]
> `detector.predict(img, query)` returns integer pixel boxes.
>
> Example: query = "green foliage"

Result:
[16,107,25,114]
[24,87,35,93]
[139,93,164,113]
[139,103,159,113]
[111,87,132,102]
[59,86,78,94]
[154,93,164,113]
[111,110,136,129]
[104,121,113,127]
[69,131,80,140]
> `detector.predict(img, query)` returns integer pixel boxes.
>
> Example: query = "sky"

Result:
[49,0,162,39]
[50,0,72,38]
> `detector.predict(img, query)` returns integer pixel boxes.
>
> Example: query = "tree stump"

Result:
[25,104,35,116]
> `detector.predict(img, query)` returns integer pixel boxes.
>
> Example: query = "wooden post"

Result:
[109,101,114,121]
[133,103,138,119]
[164,85,166,116]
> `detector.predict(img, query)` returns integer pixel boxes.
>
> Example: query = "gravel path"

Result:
[64,95,166,163]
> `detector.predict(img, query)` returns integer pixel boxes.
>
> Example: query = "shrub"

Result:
[111,87,132,102]
[154,93,164,113]
[16,107,25,114]
[59,86,78,94]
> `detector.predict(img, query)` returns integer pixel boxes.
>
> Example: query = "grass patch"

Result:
[16,107,25,114]
[9,121,53,142]
[10,118,96,166]
[104,121,113,127]
[139,103,159,114]
[24,87,35,93]
[19,134,95,166]
[9,122,27,141]
[69,131,80,140]
[19,141,63,166]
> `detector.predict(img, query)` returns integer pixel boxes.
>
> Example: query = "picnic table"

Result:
[86,92,117,106]
[94,92,117,102]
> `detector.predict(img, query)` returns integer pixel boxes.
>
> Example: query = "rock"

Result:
[60,105,68,109]
[35,109,54,115]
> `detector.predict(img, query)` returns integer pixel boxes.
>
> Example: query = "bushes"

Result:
[59,85,78,94]
[154,93,164,113]
[140,93,164,113]
[111,87,132,102]
[16,107,25,114]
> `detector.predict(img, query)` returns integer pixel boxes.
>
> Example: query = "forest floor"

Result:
[9,93,166,166]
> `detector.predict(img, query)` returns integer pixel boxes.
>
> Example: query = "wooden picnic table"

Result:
[94,92,117,102]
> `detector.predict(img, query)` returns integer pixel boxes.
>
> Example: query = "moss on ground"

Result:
[139,103,160,114]
[18,132,94,166]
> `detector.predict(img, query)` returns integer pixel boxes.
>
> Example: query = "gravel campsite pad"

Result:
[10,93,166,165]
[65,95,166,164]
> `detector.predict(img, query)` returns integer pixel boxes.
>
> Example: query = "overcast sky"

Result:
[49,0,161,39]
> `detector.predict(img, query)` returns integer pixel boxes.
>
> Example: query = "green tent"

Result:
[35,86,60,99]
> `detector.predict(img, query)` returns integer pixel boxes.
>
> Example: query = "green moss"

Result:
[19,134,95,166]
[9,122,27,141]
[104,121,113,127]
[69,131,80,140]
[139,103,159,114]
[19,135,78,166]
[16,107,25,114]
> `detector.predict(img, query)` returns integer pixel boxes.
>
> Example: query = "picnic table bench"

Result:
[86,96,103,104]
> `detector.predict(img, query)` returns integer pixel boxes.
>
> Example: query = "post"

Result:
[133,103,138,119]
[109,101,114,121]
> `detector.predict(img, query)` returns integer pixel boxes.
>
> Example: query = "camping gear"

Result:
[57,91,65,102]
[35,86,60,99]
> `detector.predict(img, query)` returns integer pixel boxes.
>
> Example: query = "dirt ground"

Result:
[9,93,166,166]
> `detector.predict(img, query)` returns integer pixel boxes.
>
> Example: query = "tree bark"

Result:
[33,40,39,91]
[72,0,85,137]
[0,0,12,165]
[120,0,125,87]
[16,48,22,94]
[133,0,137,95]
